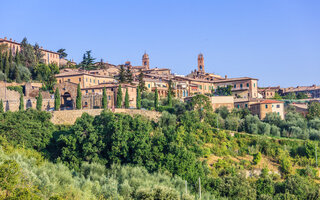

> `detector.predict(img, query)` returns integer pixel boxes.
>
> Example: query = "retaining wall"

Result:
[51,109,161,125]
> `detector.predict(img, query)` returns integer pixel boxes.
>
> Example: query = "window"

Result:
[277,104,280,108]
[92,89,94,92]
[199,85,202,89]
[247,83,249,87]
[90,79,92,83]
[98,80,100,84]
[148,84,151,88]
[59,80,61,83]
[94,80,95,83]
[108,96,111,100]
[79,78,81,82]
[234,84,236,88]
[240,84,243,88]
[204,86,206,90]
[245,104,248,108]
[86,78,88,82]
[86,90,88,93]
[265,105,268,108]
[254,83,256,87]
[68,79,70,82]
[237,105,240,108]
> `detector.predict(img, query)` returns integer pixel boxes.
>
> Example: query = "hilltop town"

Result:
[1,36,320,199]
[0,36,318,119]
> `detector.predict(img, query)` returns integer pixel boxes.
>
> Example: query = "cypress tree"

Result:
[136,86,141,109]
[154,87,159,111]
[14,65,20,82]
[4,52,9,77]
[138,70,146,91]
[125,88,129,108]
[0,51,3,72]
[116,84,123,108]
[36,91,42,111]
[19,93,24,111]
[119,65,126,83]
[167,80,173,107]
[76,84,82,109]
[54,89,60,111]
[8,49,13,65]
[102,87,108,109]
[0,99,4,113]
[15,49,20,65]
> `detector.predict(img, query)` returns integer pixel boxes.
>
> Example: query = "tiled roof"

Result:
[213,77,258,83]
[259,100,283,104]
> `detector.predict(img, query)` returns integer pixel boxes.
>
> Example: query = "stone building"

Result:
[0,37,60,66]
[279,85,320,99]
[213,77,259,99]
[258,86,280,99]
[250,100,284,120]
[55,69,115,88]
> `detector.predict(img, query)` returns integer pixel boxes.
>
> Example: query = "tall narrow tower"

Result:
[197,53,205,73]
[142,53,150,69]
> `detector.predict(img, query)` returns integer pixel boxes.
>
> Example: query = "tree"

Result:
[15,49,20,65]
[273,92,283,100]
[19,93,24,111]
[116,85,123,108]
[54,89,60,111]
[0,99,3,113]
[307,102,320,120]
[102,87,108,109]
[76,84,82,109]
[57,48,68,59]
[119,65,126,83]
[125,88,130,108]
[80,50,95,70]
[136,86,141,109]
[34,43,44,64]
[154,87,159,111]
[0,160,21,194]
[167,80,173,107]
[138,70,146,91]
[34,63,59,92]
[36,91,43,111]
[283,93,296,100]
[19,37,36,69]
[125,67,133,83]
[215,85,232,96]
[253,152,262,165]
[297,92,308,99]
[4,52,10,78]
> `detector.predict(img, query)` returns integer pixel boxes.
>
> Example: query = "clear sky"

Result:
[1,0,319,87]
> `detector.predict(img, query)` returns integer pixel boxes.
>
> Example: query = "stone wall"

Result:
[51,109,161,125]
[2,98,55,112]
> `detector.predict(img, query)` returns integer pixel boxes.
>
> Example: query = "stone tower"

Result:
[142,53,149,69]
[198,53,205,73]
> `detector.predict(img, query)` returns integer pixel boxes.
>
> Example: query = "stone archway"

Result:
[62,92,73,110]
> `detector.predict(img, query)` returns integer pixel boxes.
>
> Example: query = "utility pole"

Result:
[199,177,201,199]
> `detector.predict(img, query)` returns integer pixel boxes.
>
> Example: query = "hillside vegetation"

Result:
[0,95,320,199]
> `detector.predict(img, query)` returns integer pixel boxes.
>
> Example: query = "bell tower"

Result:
[142,52,149,69]
[197,53,205,73]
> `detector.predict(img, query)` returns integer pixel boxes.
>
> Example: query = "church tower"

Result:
[197,53,205,73]
[142,53,149,69]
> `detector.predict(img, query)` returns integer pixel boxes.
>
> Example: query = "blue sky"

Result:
[1,0,319,87]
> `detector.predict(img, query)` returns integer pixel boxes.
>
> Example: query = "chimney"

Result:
[40,46,43,49]
[225,75,228,79]
[4,37,7,40]
[9,38,12,41]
